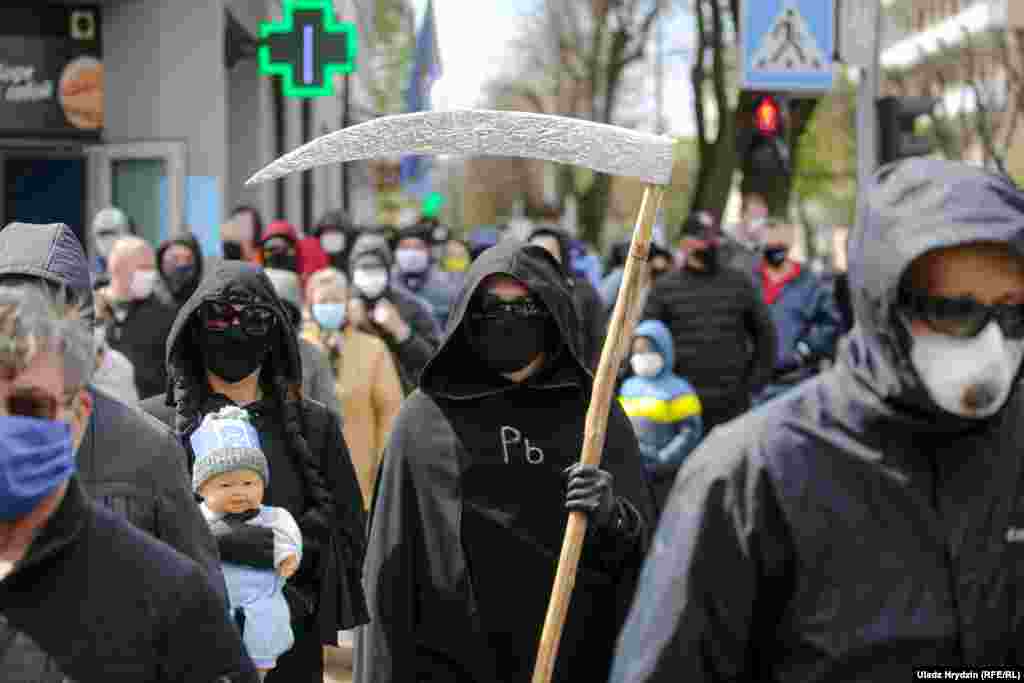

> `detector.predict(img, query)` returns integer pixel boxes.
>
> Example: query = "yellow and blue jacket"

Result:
[618,319,703,475]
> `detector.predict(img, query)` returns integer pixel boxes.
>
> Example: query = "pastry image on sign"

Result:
[58,56,103,130]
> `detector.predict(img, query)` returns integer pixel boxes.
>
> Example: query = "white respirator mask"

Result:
[908,320,1024,419]
[630,352,664,378]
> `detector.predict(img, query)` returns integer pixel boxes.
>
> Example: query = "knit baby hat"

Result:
[190,405,269,493]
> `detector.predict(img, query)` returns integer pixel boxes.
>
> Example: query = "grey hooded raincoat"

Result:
[611,160,1024,681]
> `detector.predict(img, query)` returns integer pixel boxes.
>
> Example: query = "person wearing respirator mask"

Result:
[392,222,458,330]
[754,222,841,405]
[346,231,441,392]
[617,320,703,516]
[611,160,1024,682]
[97,236,176,400]
[301,268,402,511]
[0,285,257,682]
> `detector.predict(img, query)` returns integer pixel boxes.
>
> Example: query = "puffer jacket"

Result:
[618,319,702,512]
[611,159,1024,682]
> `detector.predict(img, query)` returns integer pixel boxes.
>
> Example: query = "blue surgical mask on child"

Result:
[312,303,347,331]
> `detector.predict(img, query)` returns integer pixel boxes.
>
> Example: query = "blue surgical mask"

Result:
[312,303,347,331]
[0,415,76,521]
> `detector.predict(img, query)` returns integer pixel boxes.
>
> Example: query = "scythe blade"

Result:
[246,109,675,186]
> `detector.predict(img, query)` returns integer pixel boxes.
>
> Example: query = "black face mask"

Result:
[222,241,244,261]
[763,245,790,267]
[467,313,551,375]
[264,252,297,273]
[165,264,197,297]
[195,325,270,383]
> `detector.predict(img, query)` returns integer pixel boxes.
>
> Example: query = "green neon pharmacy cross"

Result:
[258,0,358,99]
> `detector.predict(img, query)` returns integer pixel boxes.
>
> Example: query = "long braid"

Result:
[266,337,335,543]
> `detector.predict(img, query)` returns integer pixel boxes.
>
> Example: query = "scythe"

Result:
[246,108,675,683]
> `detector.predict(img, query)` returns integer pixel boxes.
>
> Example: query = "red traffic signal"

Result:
[754,95,781,136]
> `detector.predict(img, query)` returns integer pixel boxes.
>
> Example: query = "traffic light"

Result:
[740,94,791,182]
[877,96,939,165]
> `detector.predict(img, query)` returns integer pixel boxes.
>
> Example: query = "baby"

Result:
[191,405,302,680]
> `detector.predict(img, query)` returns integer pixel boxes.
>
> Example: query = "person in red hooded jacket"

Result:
[259,220,329,286]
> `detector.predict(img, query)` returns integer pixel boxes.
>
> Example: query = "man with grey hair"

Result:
[0,283,257,682]
[0,221,223,594]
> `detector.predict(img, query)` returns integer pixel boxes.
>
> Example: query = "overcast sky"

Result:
[413,0,698,137]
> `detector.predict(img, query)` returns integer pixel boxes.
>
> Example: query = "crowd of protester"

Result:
[4,158,1024,681]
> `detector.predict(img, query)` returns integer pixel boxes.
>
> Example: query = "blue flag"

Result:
[400,0,442,197]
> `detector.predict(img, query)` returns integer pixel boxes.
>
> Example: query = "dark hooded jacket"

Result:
[610,160,1024,682]
[528,226,608,370]
[156,234,204,307]
[0,478,256,682]
[348,231,441,390]
[0,222,228,678]
[355,240,655,683]
[139,261,368,682]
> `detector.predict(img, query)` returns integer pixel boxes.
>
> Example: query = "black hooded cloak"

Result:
[140,261,368,682]
[355,240,654,683]
[611,160,1024,681]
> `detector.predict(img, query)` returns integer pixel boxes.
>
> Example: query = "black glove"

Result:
[564,463,616,530]
[216,525,275,570]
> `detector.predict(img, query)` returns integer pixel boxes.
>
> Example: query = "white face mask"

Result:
[395,248,430,274]
[909,320,1024,419]
[320,231,346,254]
[93,324,106,353]
[352,268,389,300]
[129,269,157,300]
[630,352,664,378]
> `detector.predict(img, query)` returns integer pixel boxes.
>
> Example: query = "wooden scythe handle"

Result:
[530,185,665,683]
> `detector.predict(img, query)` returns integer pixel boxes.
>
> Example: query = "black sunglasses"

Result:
[3,387,74,421]
[469,293,550,322]
[199,300,277,337]
[899,289,1024,339]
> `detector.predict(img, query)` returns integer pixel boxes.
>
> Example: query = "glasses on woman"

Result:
[469,293,550,322]
[198,300,277,337]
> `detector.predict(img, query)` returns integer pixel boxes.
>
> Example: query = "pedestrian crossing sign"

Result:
[740,0,835,92]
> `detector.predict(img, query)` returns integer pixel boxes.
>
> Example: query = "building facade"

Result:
[880,0,1024,178]
[0,0,383,261]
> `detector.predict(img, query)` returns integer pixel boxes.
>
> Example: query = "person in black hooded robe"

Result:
[355,240,655,683]
[140,261,368,683]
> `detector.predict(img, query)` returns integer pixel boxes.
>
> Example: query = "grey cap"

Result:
[190,406,269,493]
[348,232,393,271]
[264,267,302,312]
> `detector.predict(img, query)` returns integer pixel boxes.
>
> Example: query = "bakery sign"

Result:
[0,5,103,137]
